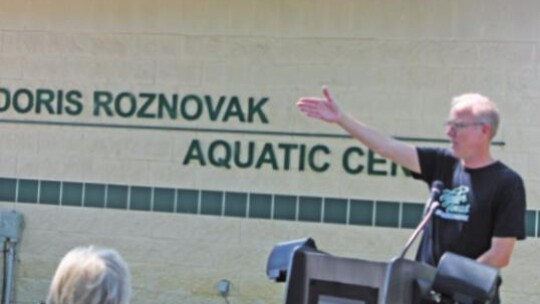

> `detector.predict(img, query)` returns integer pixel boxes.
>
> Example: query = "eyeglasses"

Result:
[444,121,484,130]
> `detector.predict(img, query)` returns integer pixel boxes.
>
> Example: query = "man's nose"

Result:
[445,126,455,138]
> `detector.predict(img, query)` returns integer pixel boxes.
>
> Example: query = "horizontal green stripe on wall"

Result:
[0,177,536,238]
[0,119,506,146]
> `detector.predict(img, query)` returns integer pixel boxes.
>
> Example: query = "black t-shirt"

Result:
[412,147,526,266]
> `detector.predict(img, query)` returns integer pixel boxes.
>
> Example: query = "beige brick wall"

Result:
[1,0,539,303]
[3,202,419,304]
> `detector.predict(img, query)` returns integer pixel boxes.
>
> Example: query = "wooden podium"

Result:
[266,238,501,304]
[283,247,436,304]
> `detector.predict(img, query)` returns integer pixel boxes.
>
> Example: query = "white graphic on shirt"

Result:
[435,186,470,222]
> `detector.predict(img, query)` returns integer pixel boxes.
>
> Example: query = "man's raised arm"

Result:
[296,86,421,174]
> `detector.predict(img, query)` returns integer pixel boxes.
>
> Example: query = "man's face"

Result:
[445,106,486,160]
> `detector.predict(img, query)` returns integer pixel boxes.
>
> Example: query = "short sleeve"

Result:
[411,147,453,185]
[493,174,526,240]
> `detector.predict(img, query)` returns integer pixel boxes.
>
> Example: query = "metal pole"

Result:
[3,240,15,304]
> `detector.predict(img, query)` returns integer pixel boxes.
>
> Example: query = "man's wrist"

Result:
[336,112,350,126]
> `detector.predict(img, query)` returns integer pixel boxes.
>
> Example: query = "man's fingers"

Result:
[297,102,322,111]
[296,86,337,123]
[297,97,325,104]
[306,112,323,120]
[297,98,325,110]
[298,105,322,117]
[298,106,318,116]
[322,86,334,103]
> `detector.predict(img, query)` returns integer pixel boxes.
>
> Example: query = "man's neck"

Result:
[462,152,495,169]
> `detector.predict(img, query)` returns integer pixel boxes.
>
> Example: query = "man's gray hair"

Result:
[452,93,500,140]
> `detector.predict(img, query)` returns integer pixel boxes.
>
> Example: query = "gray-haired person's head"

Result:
[46,246,131,304]
[451,93,500,140]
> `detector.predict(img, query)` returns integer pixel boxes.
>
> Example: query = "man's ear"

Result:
[481,123,491,138]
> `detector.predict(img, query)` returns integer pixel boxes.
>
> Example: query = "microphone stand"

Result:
[398,201,440,259]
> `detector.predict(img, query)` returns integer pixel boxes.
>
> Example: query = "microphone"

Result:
[399,180,444,259]
[424,180,444,214]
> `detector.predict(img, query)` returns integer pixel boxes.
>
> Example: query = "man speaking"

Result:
[296,86,526,303]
